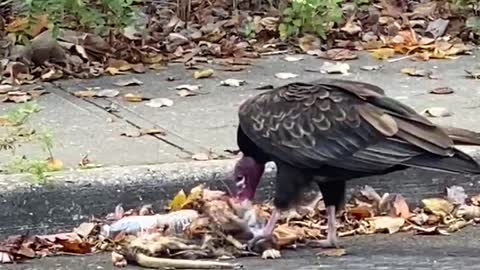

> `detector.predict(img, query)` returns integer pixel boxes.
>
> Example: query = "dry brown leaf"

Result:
[108,59,132,71]
[106,67,127,76]
[74,223,97,238]
[348,206,374,219]
[422,198,454,217]
[41,69,64,81]
[132,63,146,73]
[392,194,411,219]
[429,87,454,95]
[456,205,480,219]
[298,34,321,53]
[366,216,405,234]
[370,48,395,60]
[316,49,358,61]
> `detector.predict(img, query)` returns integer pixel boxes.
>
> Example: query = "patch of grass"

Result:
[0,102,62,183]
[0,102,41,126]
[22,0,139,39]
[278,0,344,40]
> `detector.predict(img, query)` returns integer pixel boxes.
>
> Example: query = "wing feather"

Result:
[238,79,455,173]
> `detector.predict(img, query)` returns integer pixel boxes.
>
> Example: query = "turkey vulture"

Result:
[231,78,480,249]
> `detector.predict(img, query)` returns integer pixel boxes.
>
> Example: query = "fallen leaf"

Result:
[392,194,411,219]
[341,21,362,35]
[169,190,188,211]
[421,107,452,118]
[177,89,198,97]
[275,72,298,79]
[96,89,119,98]
[74,223,97,238]
[360,65,383,71]
[370,48,395,60]
[316,49,358,61]
[220,79,246,87]
[47,158,63,171]
[422,198,454,217]
[429,87,454,95]
[108,59,132,71]
[149,63,167,70]
[114,78,144,87]
[194,69,214,79]
[456,205,480,219]
[400,67,432,77]
[41,69,63,81]
[146,98,174,108]
[317,248,347,257]
[367,216,405,234]
[283,55,304,62]
[192,153,210,161]
[298,34,321,53]
[106,67,126,76]
[131,63,146,73]
[176,84,201,91]
[320,62,350,75]
[425,19,449,39]
[123,93,146,102]
[120,129,142,137]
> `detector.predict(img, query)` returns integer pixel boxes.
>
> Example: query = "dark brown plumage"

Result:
[232,78,480,249]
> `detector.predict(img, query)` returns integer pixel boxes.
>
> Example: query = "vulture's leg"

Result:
[247,161,311,249]
[307,180,346,248]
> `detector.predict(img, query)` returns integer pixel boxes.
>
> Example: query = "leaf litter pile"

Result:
[2,184,480,268]
[0,0,480,105]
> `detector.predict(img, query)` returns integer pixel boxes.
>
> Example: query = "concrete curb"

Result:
[1,146,480,238]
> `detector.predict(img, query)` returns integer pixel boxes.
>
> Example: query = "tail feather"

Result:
[442,126,480,146]
[402,148,480,175]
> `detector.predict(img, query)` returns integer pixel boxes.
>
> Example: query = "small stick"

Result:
[134,253,242,269]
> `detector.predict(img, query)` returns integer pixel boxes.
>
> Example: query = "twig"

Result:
[387,55,415,63]
[134,253,242,269]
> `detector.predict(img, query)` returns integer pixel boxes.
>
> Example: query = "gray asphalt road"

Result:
[1,227,480,270]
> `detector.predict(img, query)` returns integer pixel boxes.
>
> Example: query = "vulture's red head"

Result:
[232,156,265,201]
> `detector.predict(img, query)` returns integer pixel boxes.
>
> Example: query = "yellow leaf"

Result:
[369,48,395,60]
[123,93,144,102]
[6,17,29,33]
[169,189,188,211]
[149,63,167,70]
[29,14,49,37]
[47,158,64,171]
[193,69,214,79]
[422,198,454,217]
[106,67,126,76]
